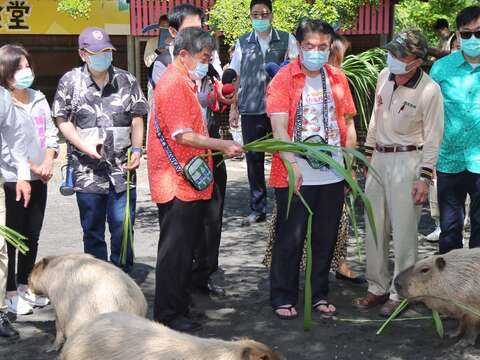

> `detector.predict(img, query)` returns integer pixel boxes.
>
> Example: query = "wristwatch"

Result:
[131,146,143,155]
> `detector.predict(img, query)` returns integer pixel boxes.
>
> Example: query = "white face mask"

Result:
[387,52,410,75]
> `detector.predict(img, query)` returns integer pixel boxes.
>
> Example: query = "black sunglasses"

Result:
[460,30,480,40]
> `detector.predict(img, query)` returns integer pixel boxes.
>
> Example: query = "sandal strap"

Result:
[275,304,294,310]
[313,300,329,308]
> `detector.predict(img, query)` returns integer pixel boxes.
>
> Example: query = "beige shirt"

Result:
[365,68,444,170]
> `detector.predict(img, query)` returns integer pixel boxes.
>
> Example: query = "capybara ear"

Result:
[40,256,52,269]
[436,257,446,270]
[241,348,273,360]
[241,347,253,359]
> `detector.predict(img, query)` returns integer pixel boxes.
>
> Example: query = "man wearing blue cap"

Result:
[53,27,148,272]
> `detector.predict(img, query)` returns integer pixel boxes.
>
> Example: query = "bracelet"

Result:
[419,176,433,186]
[131,146,143,155]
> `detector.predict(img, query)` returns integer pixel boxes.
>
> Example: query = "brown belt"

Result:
[375,144,423,153]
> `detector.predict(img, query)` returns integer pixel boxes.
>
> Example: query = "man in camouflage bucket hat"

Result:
[385,29,429,59]
[352,28,445,317]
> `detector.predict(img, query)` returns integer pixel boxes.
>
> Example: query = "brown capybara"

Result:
[60,312,285,360]
[395,248,480,346]
[29,254,147,352]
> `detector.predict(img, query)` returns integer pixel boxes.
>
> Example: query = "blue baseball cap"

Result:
[78,27,116,53]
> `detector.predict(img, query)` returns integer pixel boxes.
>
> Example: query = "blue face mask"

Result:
[87,51,113,72]
[189,62,209,80]
[14,68,34,89]
[301,49,330,71]
[252,19,271,33]
[461,36,480,58]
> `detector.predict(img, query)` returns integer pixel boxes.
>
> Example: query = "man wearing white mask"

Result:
[147,27,243,331]
[53,27,148,272]
[430,6,480,255]
[353,29,444,317]
[266,18,357,319]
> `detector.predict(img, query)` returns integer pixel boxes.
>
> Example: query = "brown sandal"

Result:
[352,292,389,310]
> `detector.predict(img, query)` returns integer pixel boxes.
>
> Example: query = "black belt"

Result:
[375,144,423,153]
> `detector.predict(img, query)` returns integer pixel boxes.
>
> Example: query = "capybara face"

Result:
[28,256,54,295]
[394,255,446,300]
[240,340,286,360]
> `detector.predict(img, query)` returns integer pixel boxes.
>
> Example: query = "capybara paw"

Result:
[45,342,63,353]
[446,328,464,339]
[454,338,476,349]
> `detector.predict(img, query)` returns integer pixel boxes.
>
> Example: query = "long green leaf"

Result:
[432,310,444,338]
[297,192,313,331]
[0,225,29,255]
[120,149,134,266]
[376,299,409,335]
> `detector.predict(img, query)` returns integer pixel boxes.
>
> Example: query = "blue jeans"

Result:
[76,184,136,271]
[438,170,480,254]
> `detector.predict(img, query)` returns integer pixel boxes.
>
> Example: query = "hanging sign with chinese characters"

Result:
[0,0,130,35]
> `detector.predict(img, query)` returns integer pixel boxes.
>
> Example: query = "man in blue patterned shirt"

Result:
[430,5,480,254]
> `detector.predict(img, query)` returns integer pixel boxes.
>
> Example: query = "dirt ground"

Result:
[1,159,479,360]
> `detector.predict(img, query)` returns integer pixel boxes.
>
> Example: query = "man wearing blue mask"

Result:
[229,0,298,226]
[53,27,148,272]
[430,6,480,255]
[353,29,444,317]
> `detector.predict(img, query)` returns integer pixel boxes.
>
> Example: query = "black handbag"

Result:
[153,113,213,191]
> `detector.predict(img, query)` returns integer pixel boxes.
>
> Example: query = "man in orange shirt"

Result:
[266,18,357,319]
[147,27,242,332]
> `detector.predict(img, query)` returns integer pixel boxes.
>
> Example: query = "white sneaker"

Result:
[5,295,33,315]
[426,226,441,242]
[18,288,50,308]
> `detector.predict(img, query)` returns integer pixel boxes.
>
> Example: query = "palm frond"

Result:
[342,48,386,130]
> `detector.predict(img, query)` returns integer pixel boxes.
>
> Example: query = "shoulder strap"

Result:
[294,95,303,142]
[152,109,183,175]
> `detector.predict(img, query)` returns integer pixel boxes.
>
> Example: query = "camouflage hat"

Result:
[385,29,428,59]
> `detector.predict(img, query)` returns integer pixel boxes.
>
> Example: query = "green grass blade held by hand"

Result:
[120,149,134,266]
[432,310,444,338]
[298,193,313,331]
[0,225,29,255]
[376,299,409,335]
[283,159,296,219]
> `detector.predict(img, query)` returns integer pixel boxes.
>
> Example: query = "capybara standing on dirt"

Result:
[60,312,285,360]
[395,248,480,346]
[29,254,147,351]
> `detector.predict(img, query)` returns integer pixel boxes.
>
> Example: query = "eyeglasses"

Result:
[459,30,480,40]
[251,12,271,19]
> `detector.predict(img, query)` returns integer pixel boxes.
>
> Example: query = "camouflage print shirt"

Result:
[52,65,148,194]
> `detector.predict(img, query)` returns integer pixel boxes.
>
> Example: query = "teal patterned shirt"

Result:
[430,51,480,174]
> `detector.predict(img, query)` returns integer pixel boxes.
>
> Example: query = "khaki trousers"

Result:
[365,151,422,301]
[0,187,7,312]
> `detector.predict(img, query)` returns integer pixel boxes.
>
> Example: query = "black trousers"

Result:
[191,153,227,287]
[438,170,480,254]
[241,114,272,214]
[270,182,344,308]
[4,180,47,291]
[154,198,207,323]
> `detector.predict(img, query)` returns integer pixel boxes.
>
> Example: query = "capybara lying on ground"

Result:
[60,312,285,360]
[395,248,480,346]
[29,254,147,351]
